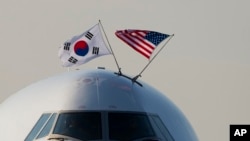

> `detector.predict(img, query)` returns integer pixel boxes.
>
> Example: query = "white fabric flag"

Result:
[58,24,111,67]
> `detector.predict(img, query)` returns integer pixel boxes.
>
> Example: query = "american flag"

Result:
[115,30,169,59]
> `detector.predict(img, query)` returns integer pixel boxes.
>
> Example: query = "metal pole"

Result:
[133,34,174,81]
[98,20,122,74]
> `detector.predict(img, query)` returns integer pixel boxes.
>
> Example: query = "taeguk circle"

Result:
[74,40,89,56]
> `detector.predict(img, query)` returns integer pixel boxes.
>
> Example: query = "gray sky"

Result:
[1,0,250,140]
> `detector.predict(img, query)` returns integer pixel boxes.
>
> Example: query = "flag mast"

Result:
[98,20,122,75]
[132,34,174,82]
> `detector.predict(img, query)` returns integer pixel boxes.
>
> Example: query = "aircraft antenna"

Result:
[99,20,122,75]
[132,34,174,82]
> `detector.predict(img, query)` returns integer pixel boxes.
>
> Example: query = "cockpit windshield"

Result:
[26,111,174,141]
[53,112,102,141]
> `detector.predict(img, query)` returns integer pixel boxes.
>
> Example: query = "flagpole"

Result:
[98,20,122,75]
[132,34,174,82]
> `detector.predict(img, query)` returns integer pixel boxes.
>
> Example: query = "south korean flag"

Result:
[58,23,111,67]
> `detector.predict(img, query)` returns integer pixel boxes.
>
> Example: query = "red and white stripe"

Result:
[115,30,156,59]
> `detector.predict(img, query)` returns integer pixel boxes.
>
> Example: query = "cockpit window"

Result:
[26,111,174,141]
[52,112,102,140]
[25,113,52,141]
[150,115,174,141]
[108,112,155,140]
[36,113,57,139]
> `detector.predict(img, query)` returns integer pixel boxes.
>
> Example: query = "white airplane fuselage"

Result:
[0,68,198,141]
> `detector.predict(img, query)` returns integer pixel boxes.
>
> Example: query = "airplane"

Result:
[0,67,198,141]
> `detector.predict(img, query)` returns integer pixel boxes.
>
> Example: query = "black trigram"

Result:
[64,42,71,51]
[68,56,78,64]
[85,32,93,40]
[92,47,99,55]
